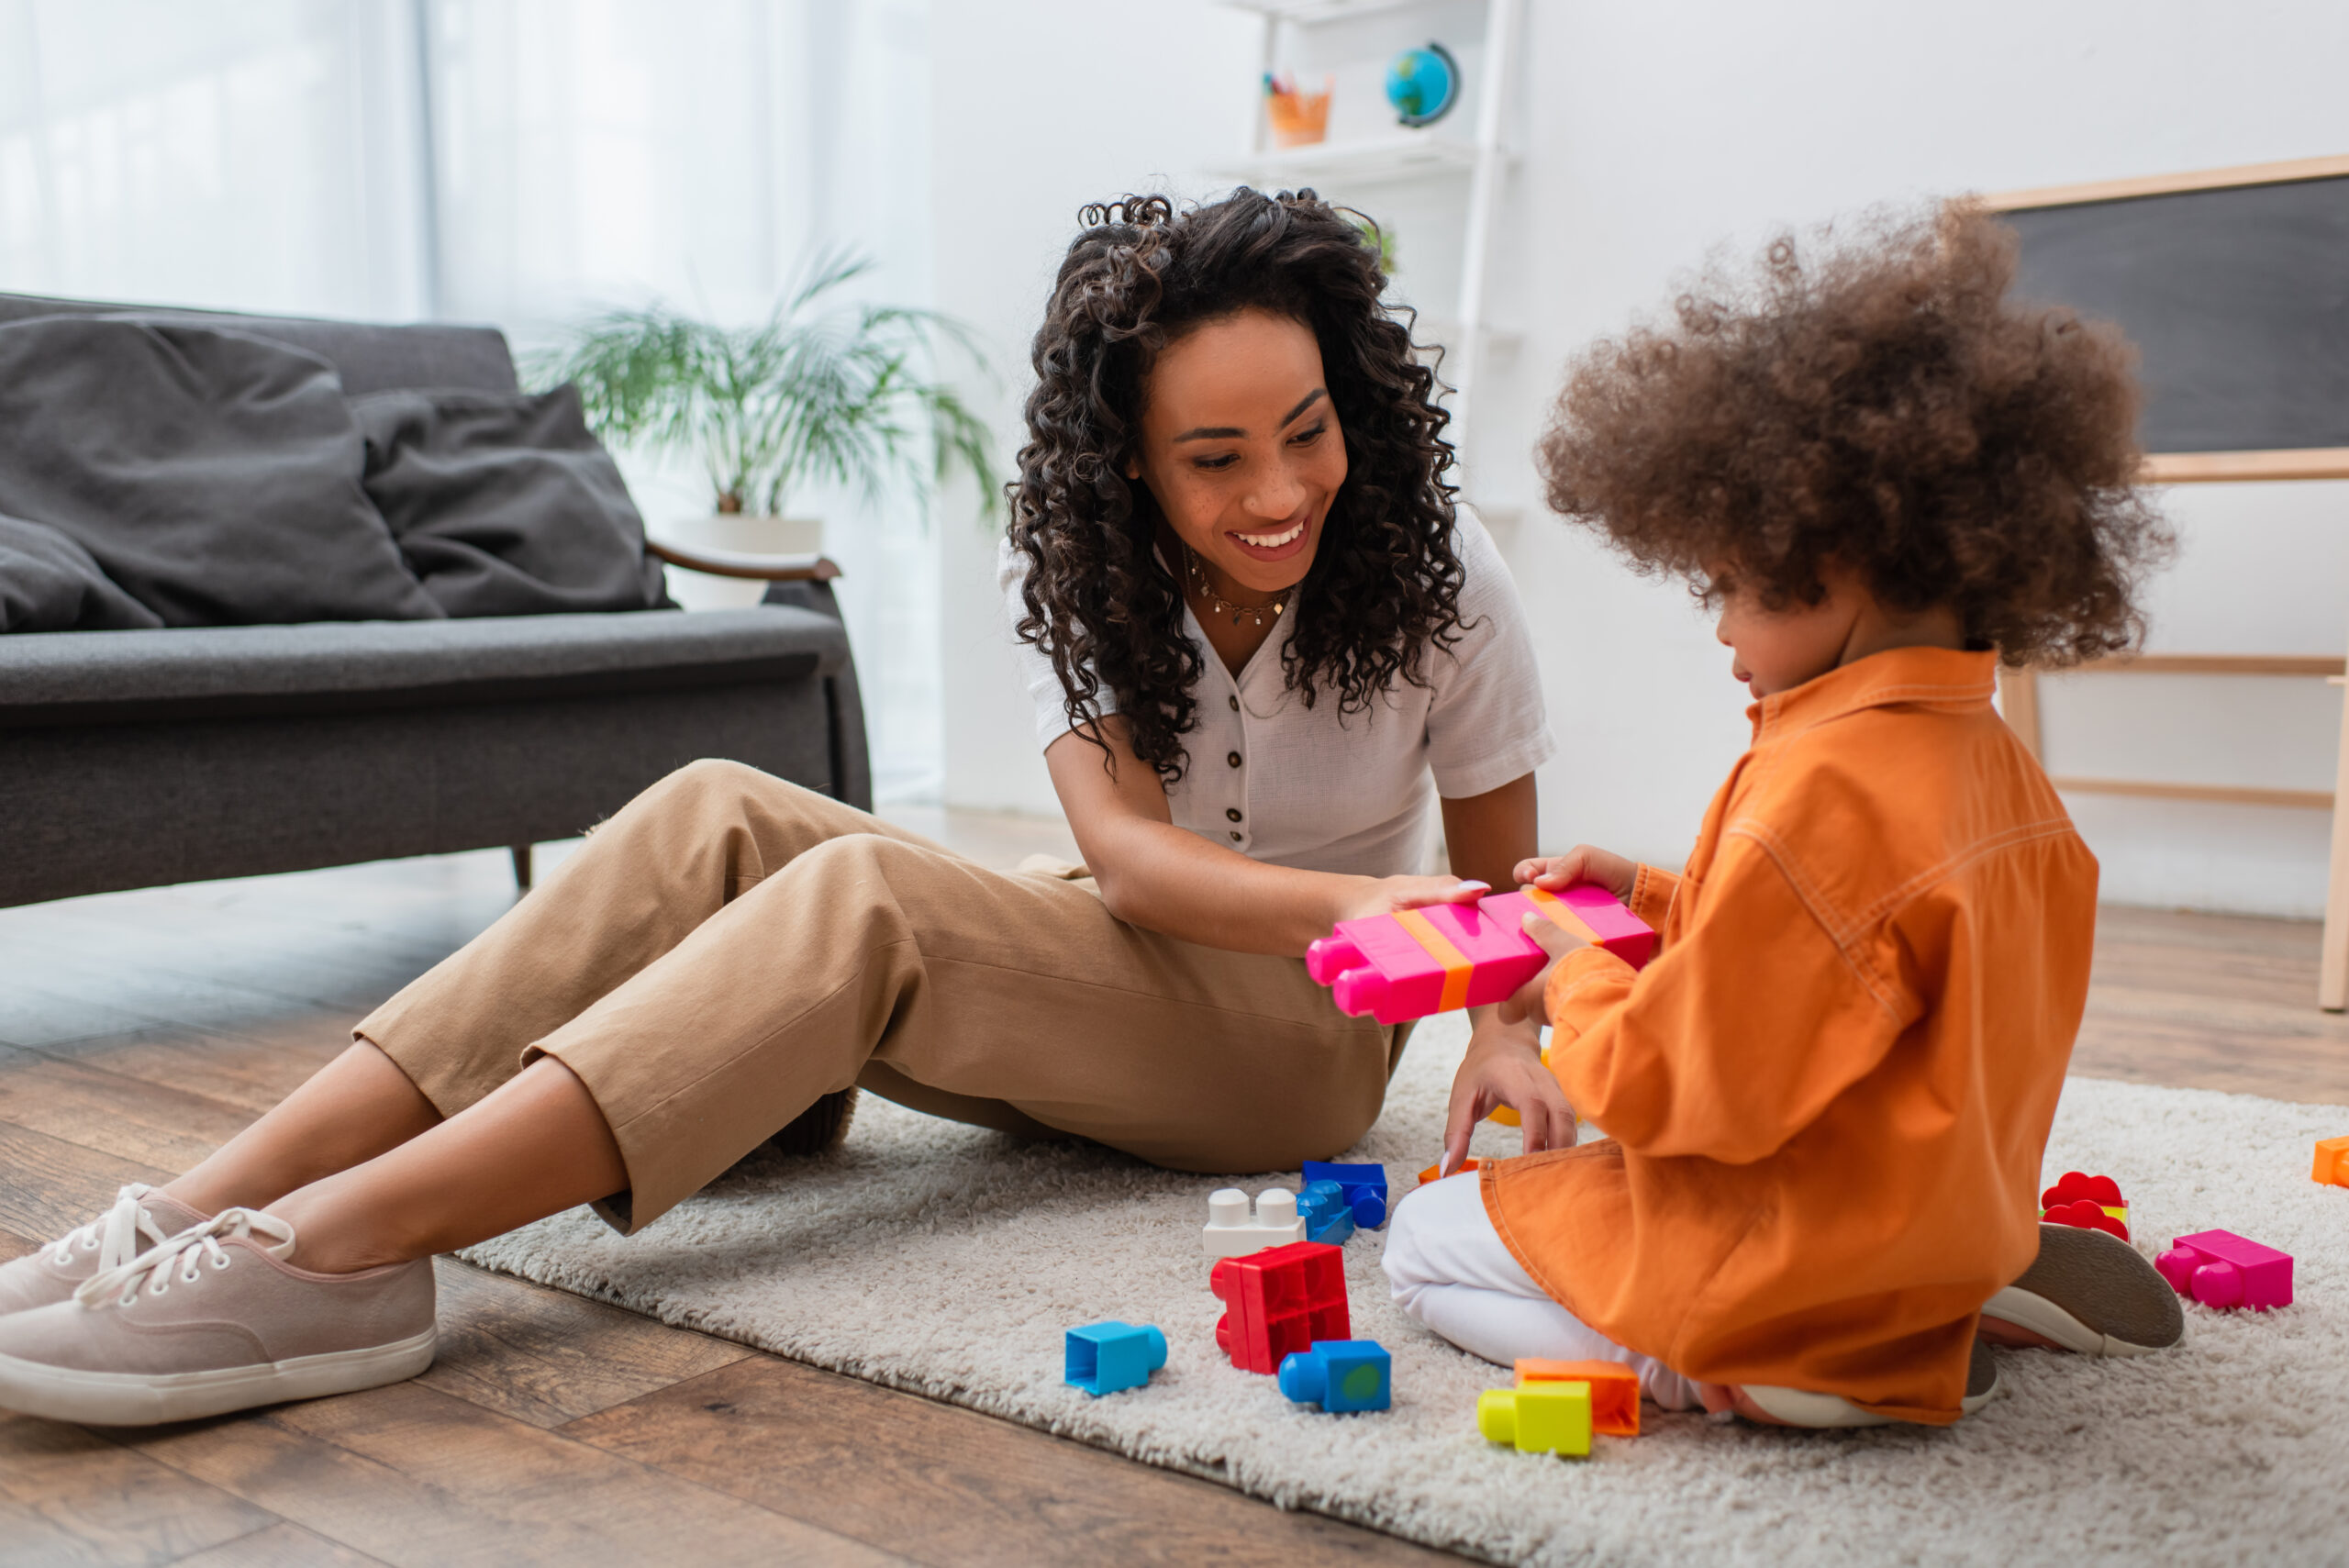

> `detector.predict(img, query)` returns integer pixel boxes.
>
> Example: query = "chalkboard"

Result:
[1998,174,2349,454]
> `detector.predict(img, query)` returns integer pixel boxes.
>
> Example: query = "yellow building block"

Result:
[1477,1382,1591,1457]
[2315,1135,2349,1187]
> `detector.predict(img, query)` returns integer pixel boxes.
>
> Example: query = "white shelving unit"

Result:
[1217,0,1522,440]
[1212,130,1481,186]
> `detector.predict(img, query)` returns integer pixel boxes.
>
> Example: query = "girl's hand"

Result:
[1496,908,1590,1027]
[1511,843,1637,902]
[1332,874,1491,926]
[1441,1015,1576,1172]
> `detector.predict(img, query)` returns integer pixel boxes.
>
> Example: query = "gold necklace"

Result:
[1183,544,1288,628]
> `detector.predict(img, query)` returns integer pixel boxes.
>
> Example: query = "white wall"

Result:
[927,0,1262,814]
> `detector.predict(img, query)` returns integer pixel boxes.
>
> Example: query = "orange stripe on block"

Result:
[1394,908,1474,1012]
[1523,885,1601,944]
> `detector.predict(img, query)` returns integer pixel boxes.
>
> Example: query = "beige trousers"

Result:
[359,760,1407,1233]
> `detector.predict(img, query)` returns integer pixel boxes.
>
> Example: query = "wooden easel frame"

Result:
[1982,154,2349,1009]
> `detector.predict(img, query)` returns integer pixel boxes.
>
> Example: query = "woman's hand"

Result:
[1441,1011,1575,1173]
[1331,874,1491,926]
[1511,843,1638,901]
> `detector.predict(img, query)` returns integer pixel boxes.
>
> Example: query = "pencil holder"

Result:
[1266,86,1331,148]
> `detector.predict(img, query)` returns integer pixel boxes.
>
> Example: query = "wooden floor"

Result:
[2,817,2344,1568]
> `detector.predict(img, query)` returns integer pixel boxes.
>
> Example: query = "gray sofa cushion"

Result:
[0,514,162,633]
[353,384,672,617]
[0,317,443,627]
[0,292,518,396]
[0,606,846,725]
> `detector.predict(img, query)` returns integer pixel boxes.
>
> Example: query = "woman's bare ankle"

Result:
[267,1194,417,1275]
[156,1177,224,1220]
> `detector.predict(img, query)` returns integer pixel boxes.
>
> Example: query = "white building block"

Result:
[1203,1186,1305,1258]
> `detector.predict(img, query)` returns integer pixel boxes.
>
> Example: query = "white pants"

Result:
[1383,1171,1704,1411]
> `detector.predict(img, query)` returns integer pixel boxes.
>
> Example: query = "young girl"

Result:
[1383,205,2184,1429]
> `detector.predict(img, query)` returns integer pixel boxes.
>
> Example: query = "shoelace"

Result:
[47,1184,176,1273]
[75,1207,295,1310]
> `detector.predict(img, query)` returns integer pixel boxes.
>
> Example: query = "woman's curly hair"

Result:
[1538,203,2174,666]
[1009,188,1464,780]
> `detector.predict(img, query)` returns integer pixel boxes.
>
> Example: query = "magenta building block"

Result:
[1479,887,1661,971]
[1552,883,1664,963]
[1311,917,1450,1023]
[2155,1229,2293,1311]
[1307,902,1544,1025]
[1307,884,1656,1025]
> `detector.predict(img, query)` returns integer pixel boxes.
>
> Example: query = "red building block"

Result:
[2042,1198,2129,1241]
[1210,1240,1350,1373]
[1306,884,1655,1025]
[2039,1171,2129,1240]
[2040,1171,2123,1212]
[1516,1359,1641,1436]
[2155,1229,2294,1311]
[2315,1136,2349,1188]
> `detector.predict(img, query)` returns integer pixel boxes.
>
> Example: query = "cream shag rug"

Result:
[462,1017,2349,1566]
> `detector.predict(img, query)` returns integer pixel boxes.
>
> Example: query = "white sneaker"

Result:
[1740,1338,2001,1427]
[0,1184,209,1316]
[0,1208,436,1427]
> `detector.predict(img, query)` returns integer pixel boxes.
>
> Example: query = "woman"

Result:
[0,188,1561,1426]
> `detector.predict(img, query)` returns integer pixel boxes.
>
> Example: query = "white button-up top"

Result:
[999,512,1556,878]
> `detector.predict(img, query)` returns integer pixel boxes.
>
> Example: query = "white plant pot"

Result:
[662,514,824,611]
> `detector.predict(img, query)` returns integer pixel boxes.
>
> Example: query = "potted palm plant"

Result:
[535,251,995,581]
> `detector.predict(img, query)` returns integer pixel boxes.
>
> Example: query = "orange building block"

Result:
[1417,1156,1489,1184]
[1516,1359,1640,1436]
[2316,1135,2349,1187]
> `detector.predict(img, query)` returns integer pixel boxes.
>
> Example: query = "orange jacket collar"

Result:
[1748,645,1999,742]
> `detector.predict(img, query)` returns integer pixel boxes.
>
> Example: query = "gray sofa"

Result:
[0,293,870,909]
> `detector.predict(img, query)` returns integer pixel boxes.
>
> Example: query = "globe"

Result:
[1385,42,1458,128]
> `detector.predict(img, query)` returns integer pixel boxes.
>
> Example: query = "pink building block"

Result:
[1482,884,1659,969]
[1306,884,1655,1025]
[2154,1229,2294,1311]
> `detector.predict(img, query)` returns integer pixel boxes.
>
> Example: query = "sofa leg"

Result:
[510,844,533,891]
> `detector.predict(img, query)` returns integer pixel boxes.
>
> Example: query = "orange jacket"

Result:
[1484,647,2098,1422]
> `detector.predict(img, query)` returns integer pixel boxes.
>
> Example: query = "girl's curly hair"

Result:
[1009,188,1464,780]
[1538,203,2174,666]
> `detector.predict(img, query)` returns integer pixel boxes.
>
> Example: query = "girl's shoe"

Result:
[0,1184,208,1316]
[1982,1222,2185,1357]
[0,1208,435,1426]
[1736,1336,2000,1428]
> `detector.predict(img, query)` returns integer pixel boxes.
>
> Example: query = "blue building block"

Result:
[1298,1180,1357,1247]
[1065,1321,1167,1396]
[1302,1161,1388,1229]
[1297,1163,1381,1220]
[1278,1339,1391,1413]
